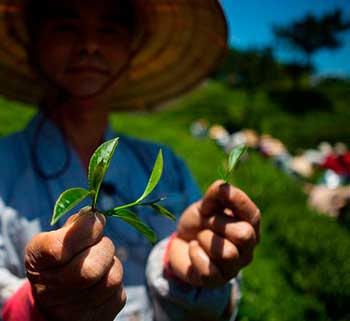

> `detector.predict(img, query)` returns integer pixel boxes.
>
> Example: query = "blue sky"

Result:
[221,0,350,77]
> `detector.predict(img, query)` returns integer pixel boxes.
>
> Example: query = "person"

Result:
[0,1,261,320]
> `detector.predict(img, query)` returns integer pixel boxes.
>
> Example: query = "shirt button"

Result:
[116,246,128,262]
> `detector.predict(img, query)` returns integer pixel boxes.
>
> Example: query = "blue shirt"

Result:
[0,112,201,281]
[0,113,236,321]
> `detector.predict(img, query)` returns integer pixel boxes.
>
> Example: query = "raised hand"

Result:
[25,208,126,321]
[168,180,261,288]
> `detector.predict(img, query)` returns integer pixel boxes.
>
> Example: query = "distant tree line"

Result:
[213,8,349,90]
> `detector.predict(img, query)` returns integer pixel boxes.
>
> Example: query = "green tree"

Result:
[274,9,349,69]
[214,47,283,90]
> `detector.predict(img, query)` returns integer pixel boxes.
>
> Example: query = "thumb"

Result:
[200,180,229,217]
[25,207,106,271]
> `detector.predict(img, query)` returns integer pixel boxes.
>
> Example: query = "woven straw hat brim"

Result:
[0,0,228,111]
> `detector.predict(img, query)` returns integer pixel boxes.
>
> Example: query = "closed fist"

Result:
[25,208,126,321]
[169,180,261,288]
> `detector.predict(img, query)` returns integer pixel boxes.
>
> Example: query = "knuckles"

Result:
[29,236,116,289]
[177,201,203,240]
[78,236,116,286]
[220,242,239,262]
[105,257,124,291]
[29,250,125,315]
[25,232,64,271]
[235,223,256,245]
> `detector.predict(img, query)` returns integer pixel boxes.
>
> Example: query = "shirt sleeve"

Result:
[2,281,47,321]
[0,199,41,320]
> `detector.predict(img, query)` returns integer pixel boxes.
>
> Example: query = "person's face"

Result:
[33,0,134,98]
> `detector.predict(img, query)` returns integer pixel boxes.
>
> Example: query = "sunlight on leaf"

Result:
[225,144,248,183]
[217,167,226,181]
[136,150,163,203]
[51,188,91,226]
[149,203,176,221]
[112,209,157,244]
[228,144,247,172]
[52,140,174,246]
[88,138,119,208]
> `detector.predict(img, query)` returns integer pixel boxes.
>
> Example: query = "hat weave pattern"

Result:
[0,0,228,110]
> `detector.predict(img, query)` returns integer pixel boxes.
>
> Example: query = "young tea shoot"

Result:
[51,138,176,245]
[220,144,248,184]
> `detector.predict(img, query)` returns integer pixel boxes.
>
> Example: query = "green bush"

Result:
[260,111,350,152]
[0,97,34,135]
[317,79,350,114]
[160,81,247,132]
[235,153,350,321]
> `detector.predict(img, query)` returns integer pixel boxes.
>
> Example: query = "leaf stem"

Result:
[113,201,139,212]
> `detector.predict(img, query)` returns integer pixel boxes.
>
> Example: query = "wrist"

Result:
[163,232,178,278]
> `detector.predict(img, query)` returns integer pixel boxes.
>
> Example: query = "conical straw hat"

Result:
[0,0,228,110]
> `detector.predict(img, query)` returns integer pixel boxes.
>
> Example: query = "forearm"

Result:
[146,238,240,321]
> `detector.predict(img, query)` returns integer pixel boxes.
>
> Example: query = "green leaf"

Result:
[112,209,157,245]
[149,203,176,221]
[139,197,166,206]
[51,188,91,226]
[88,138,119,207]
[135,150,163,203]
[107,149,164,212]
[228,144,248,173]
[217,167,227,182]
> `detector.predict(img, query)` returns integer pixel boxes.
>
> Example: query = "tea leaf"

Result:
[90,161,106,208]
[217,167,226,182]
[88,138,119,207]
[112,209,157,245]
[51,188,91,226]
[149,203,176,221]
[228,144,247,173]
[139,197,166,206]
[135,150,163,203]
[223,144,248,183]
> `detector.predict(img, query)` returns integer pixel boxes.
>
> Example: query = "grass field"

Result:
[0,81,349,321]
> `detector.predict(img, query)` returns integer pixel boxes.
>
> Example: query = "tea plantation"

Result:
[0,80,349,321]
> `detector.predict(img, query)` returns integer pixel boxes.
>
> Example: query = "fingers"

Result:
[168,237,195,283]
[176,202,203,241]
[170,220,256,288]
[168,236,225,287]
[25,209,106,270]
[196,230,239,277]
[188,240,225,287]
[27,236,115,290]
[204,215,257,252]
[68,256,125,308]
[43,259,126,321]
[200,180,261,241]
[32,254,124,308]
[25,209,125,321]
[197,229,253,274]
[172,181,260,288]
